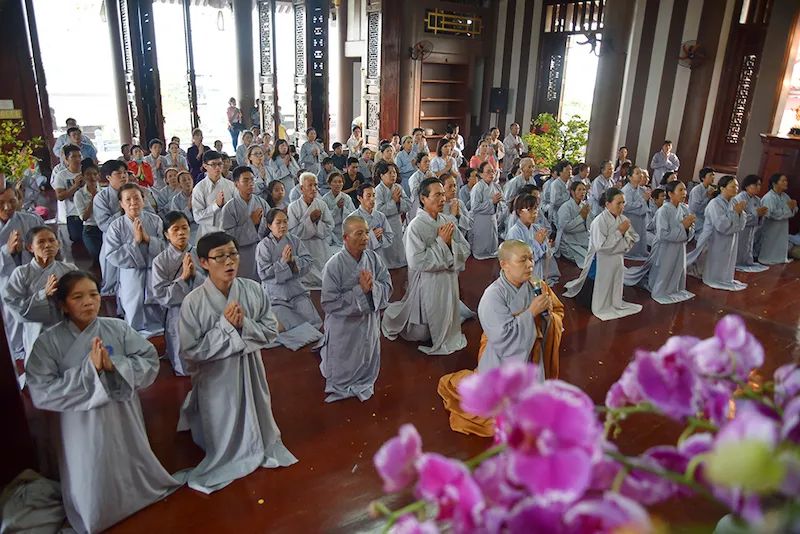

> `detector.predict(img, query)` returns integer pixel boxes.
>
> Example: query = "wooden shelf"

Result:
[421,79,465,84]
[425,134,445,139]
[420,116,462,121]
[421,98,465,102]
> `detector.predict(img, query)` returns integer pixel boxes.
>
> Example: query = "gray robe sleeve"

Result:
[657,206,694,243]
[477,287,537,362]
[321,254,391,315]
[150,254,205,308]
[3,267,55,323]
[256,237,312,283]
[104,321,161,401]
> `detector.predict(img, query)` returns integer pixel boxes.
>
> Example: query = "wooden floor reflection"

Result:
[23,219,800,534]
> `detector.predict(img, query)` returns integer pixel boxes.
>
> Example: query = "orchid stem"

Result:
[686,417,718,432]
[465,444,507,469]
[381,501,427,533]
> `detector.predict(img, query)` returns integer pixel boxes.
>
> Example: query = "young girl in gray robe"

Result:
[624,181,696,304]
[4,226,77,360]
[352,183,394,265]
[150,212,206,376]
[621,167,650,260]
[733,174,769,272]
[105,184,166,337]
[470,161,507,260]
[563,188,642,321]
[256,209,322,331]
[27,271,182,533]
[555,181,592,267]
[374,161,411,269]
[758,172,798,264]
[322,172,356,250]
[221,167,269,280]
[269,139,302,194]
[686,175,748,291]
[178,232,297,494]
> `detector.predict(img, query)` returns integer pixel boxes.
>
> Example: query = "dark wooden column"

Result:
[307,0,329,146]
[364,0,382,147]
[125,0,165,144]
[258,0,279,139]
[293,0,309,145]
[106,0,134,145]
[379,0,401,142]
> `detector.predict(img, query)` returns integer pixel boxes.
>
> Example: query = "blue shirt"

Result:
[394,150,415,183]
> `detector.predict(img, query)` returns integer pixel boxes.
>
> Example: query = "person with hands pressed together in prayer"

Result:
[150,212,206,376]
[73,159,103,263]
[733,174,770,272]
[144,139,168,189]
[382,178,472,355]
[441,174,473,243]
[507,194,560,285]
[221,167,269,280]
[408,152,434,220]
[374,161,410,269]
[758,173,798,264]
[689,167,716,235]
[621,166,651,260]
[269,139,302,194]
[470,161,507,259]
[318,215,392,402]
[178,232,297,494]
[555,180,592,267]
[287,172,334,289]
[26,270,183,533]
[299,127,328,174]
[192,150,237,239]
[322,171,356,249]
[154,167,182,215]
[53,144,86,244]
[430,139,461,186]
[167,141,189,171]
[105,184,166,337]
[352,182,393,264]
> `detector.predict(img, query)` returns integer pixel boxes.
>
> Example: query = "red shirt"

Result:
[127,161,154,187]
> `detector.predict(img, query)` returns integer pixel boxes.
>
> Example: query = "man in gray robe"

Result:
[287,172,335,289]
[178,231,297,494]
[501,123,526,179]
[688,167,715,235]
[588,161,615,218]
[382,178,471,355]
[221,167,269,280]
[352,183,394,265]
[318,215,392,402]
[649,140,680,189]
[759,174,798,264]
[503,158,539,203]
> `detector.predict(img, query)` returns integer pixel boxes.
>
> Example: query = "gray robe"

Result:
[268,157,301,194]
[622,183,650,260]
[470,179,507,260]
[299,141,328,175]
[624,201,696,304]
[442,199,473,240]
[549,178,571,220]
[555,199,592,268]
[649,150,680,189]
[375,182,411,268]
[381,210,470,355]
[352,206,394,267]
[27,317,181,534]
[177,277,298,494]
[563,209,643,321]
[287,196,335,290]
[150,244,206,376]
[408,169,434,220]
[104,212,166,337]
[255,233,322,330]
[318,248,392,402]
[686,195,748,291]
[322,191,356,249]
[476,272,545,380]
[758,189,798,264]
[0,211,44,359]
[733,191,769,272]
[503,174,538,204]
[221,192,270,280]
[169,191,199,244]
[505,220,560,286]
[688,184,714,236]
[458,184,473,211]
[588,174,614,217]
[191,176,238,239]
[4,260,78,359]
[154,186,180,215]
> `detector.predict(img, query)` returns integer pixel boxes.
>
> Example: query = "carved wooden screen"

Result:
[533,33,568,120]
[705,0,774,173]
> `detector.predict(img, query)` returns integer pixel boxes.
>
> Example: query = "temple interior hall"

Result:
[1,0,800,532]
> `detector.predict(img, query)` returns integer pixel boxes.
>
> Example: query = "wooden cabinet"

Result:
[419,62,469,152]
[759,133,800,234]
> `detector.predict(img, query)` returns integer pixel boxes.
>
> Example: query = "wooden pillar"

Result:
[378,0,400,142]
[105,0,134,145]
[258,0,279,139]
[585,0,635,170]
[364,0,382,147]
[234,0,256,129]
[336,0,355,144]
[127,0,164,144]
[293,0,308,145]
[307,0,330,146]
[183,0,200,130]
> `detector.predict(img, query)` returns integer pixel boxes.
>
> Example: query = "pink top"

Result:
[227,106,242,125]
[469,155,498,173]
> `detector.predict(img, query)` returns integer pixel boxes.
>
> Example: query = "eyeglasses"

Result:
[206,162,223,168]
[207,252,240,263]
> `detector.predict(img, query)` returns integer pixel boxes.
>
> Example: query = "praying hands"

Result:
[224,302,245,329]
[133,218,150,244]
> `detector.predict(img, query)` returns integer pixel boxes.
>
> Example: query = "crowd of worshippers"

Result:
[1,117,798,533]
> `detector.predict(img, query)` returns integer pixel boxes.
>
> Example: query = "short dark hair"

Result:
[699,167,715,179]
[768,173,785,189]
[323,156,334,166]
[63,144,81,158]
[197,231,239,259]
[554,160,572,174]
[81,158,98,174]
[419,177,442,199]
[232,166,254,181]
[347,157,359,167]
[327,171,344,184]
[374,160,391,181]
[118,183,144,202]
[220,153,230,161]
[412,128,424,135]
[24,225,56,247]
[513,193,538,214]
[66,127,81,136]
[569,180,585,193]
[478,161,493,175]
[264,207,286,232]
[652,188,666,200]
[740,174,760,189]
[202,150,223,164]
[306,127,316,135]
[445,124,455,135]
[601,187,623,207]
[415,151,429,165]
[356,182,374,197]
[56,271,99,309]
[130,144,143,152]
[162,211,190,234]
[65,118,77,125]
[332,142,343,150]
[573,163,587,174]
[148,139,163,149]
[718,175,737,191]
[121,143,131,151]
[101,159,127,176]
[519,184,539,196]
[663,140,673,146]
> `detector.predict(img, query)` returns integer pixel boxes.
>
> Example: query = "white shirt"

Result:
[52,168,80,222]
[191,176,237,238]
[73,185,98,226]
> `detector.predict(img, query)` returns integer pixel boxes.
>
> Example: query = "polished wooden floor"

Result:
[21,197,800,533]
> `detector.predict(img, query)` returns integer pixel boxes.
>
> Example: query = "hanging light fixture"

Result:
[217,10,225,31]
[100,0,107,23]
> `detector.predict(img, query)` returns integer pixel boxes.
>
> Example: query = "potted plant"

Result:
[0,120,42,190]
[522,113,589,168]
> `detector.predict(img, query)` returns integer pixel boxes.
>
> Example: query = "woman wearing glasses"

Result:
[178,231,298,494]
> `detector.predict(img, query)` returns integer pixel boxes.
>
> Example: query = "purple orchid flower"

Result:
[374,424,423,493]
[781,396,800,444]
[562,492,653,534]
[504,381,602,505]
[458,361,539,418]
[589,441,622,492]
[473,454,526,509]
[634,345,702,419]
[619,446,691,504]
[390,515,441,534]
[504,497,567,533]
[774,363,800,410]
[414,453,485,533]
[692,315,764,382]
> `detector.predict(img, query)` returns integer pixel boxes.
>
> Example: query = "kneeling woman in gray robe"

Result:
[150,212,206,376]
[27,271,182,533]
[758,172,798,264]
[621,167,651,260]
[563,188,643,321]
[506,194,560,285]
[624,181,696,304]
[733,174,769,273]
[318,216,392,402]
[178,231,297,494]
[470,161,507,260]
[555,181,592,267]
[686,175,748,291]
[256,209,322,330]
